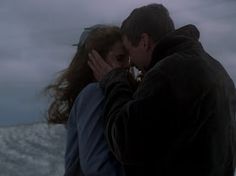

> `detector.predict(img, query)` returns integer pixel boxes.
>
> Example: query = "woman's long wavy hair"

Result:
[44,26,122,124]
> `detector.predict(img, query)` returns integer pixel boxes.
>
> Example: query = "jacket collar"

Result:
[147,24,200,70]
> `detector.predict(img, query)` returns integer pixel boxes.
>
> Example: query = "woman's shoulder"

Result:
[74,82,104,103]
[80,82,102,96]
[69,82,104,121]
[82,82,100,93]
[67,83,101,125]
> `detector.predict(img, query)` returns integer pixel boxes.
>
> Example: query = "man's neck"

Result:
[143,42,158,72]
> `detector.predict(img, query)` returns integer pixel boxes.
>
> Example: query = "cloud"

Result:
[0,0,236,125]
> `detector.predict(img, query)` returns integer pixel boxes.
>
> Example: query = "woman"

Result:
[45,25,130,176]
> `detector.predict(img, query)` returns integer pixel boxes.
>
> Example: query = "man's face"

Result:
[122,36,148,71]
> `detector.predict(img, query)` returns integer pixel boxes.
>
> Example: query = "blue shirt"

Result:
[64,83,125,176]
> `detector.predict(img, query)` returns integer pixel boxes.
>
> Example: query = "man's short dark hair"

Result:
[121,3,175,46]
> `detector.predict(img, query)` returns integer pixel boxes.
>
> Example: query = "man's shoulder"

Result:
[145,53,182,80]
[149,50,211,80]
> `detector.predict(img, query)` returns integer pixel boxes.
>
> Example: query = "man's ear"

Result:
[140,33,152,51]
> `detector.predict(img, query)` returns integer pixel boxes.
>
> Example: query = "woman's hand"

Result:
[88,50,121,81]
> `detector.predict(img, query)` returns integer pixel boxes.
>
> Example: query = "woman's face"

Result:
[105,41,129,68]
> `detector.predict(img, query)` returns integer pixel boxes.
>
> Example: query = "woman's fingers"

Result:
[88,50,112,81]
[89,50,109,69]
[88,59,101,80]
[90,50,104,68]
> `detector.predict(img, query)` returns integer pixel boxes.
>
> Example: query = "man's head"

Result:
[121,3,175,71]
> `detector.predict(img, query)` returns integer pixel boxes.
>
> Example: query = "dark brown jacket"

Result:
[100,25,236,176]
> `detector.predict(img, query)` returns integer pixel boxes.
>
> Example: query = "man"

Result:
[88,3,236,176]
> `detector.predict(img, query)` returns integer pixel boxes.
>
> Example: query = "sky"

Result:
[0,0,236,126]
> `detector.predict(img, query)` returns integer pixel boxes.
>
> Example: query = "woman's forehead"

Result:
[111,41,127,54]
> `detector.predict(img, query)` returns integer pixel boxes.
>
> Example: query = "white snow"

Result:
[0,123,66,176]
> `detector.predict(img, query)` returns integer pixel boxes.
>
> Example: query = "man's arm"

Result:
[88,50,173,165]
[100,68,172,166]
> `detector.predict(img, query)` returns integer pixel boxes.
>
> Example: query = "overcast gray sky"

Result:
[0,0,236,126]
